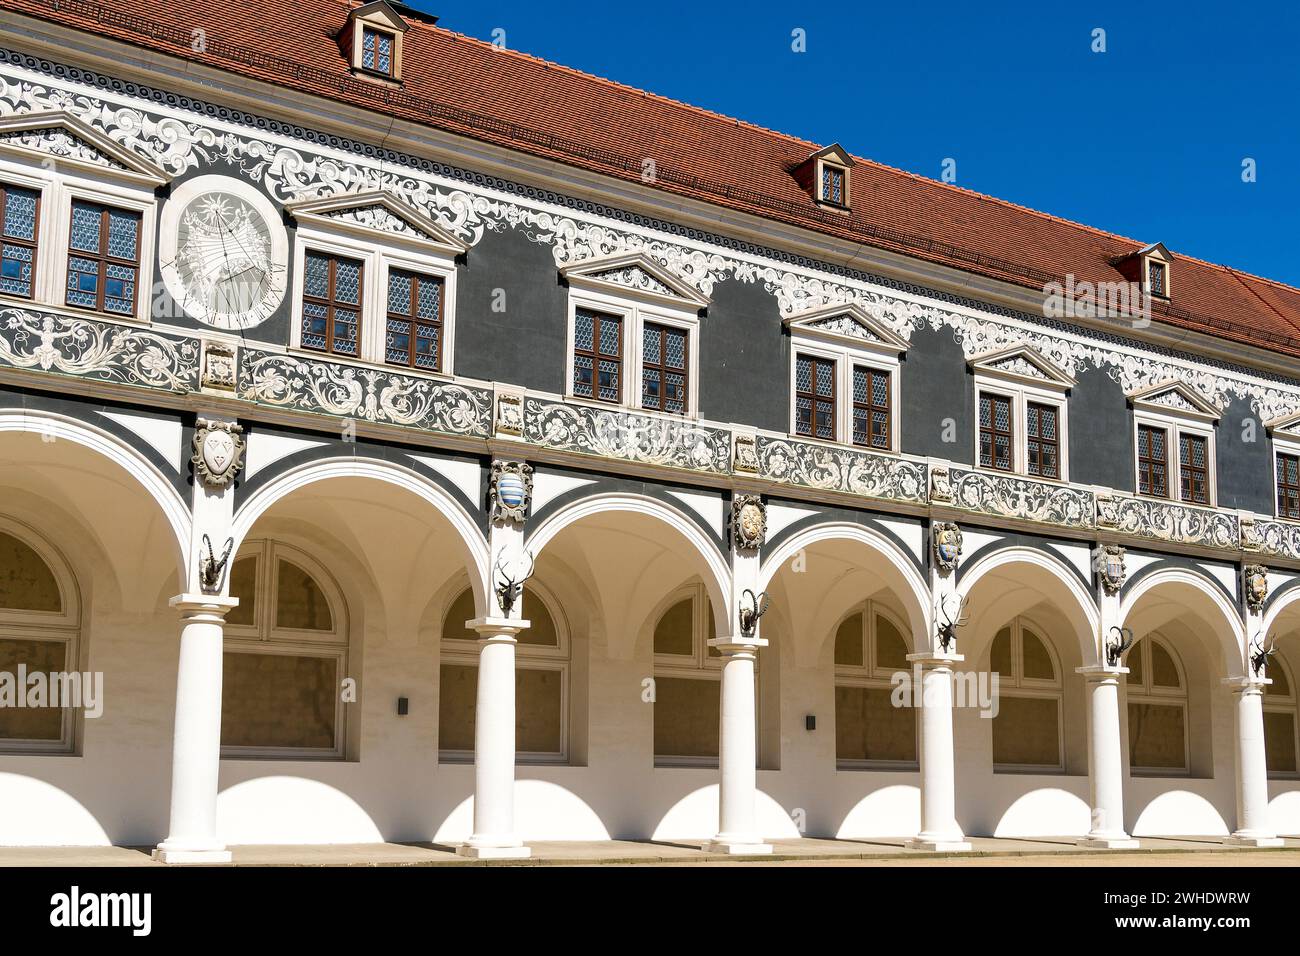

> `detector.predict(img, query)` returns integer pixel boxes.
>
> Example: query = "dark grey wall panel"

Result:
[454,227,568,392]
[1068,366,1133,491]
[900,324,972,462]
[698,277,787,431]
[1217,395,1273,512]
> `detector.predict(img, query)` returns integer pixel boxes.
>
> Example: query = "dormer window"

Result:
[1113,242,1173,302]
[793,144,854,211]
[361,26,397,79]
[1148,259,1167,298]
[341,1,410,84]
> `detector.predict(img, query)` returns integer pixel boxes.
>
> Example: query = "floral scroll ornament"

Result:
[731,494,766,551]
[1243,564,1269,614]
[489,460,533,525]
[932,522,963,572]
[191,419,246,488]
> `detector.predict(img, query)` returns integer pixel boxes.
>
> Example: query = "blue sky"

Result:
[411,2,1300,288]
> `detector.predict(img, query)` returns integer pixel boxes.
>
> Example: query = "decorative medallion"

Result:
[1095,544,1127,595]
[1095,493,1118,529]
[731,494,767,551]
[201,341,237,391]
[160,175,289,329]
[733,434,758,474]
[191,418,246,487]
[495,393,523,436]
[490,460,533,524]
[1240,515,1261,552]
[932,521,963,571]
[929,464,952,503]
[1243,564,1269,613]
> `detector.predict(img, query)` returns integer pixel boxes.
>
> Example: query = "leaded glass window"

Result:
[300,251,363,356]
[795,354,836,440]
[573,308,622,403]
[821,165,846,206]
[0,184,38,299]
[641,322,688,413]
[1278,453,1300,520]
[362,27,396,78]
[385,269,443,370]
[1026,401,1059,479]
[1178,432,1209,504]
[978,392,1013,471]
[64,201,140,315]
[1148,260,1167,297]
[1137,424,1168,498]
[852,366,890,449]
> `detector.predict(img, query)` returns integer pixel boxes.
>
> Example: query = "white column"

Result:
[458,617,531,859]
[907,652,971,851]
[1224,678,1282,846]
[1077,666,1138,848]
[152,594,237,864]
[705,636,771,854]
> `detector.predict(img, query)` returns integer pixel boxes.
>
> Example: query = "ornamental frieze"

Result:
[1249,520,1300,562]
[239,349,491,436]
[0,307,199,391]
[946,468,1094,528]
[7,55,1300,420]
[757,438,928,504]
[1108,497,1239,551]
[522,398,731,473]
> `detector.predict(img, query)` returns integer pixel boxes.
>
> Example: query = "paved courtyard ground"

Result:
[0,836,1296,866]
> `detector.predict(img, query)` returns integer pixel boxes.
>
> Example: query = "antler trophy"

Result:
[493,550,535,616]
[1105,625,1135,668]
[1250,632,1279,678]
[737,588,770,639]
[935,593,968,653]
[198,533,234,594]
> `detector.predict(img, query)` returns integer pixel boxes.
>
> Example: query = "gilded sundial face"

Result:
[160,175,288,330]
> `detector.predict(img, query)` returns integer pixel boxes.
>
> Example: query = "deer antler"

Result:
[199,533,234,594]
[1106,625,1135,667]
[493,549,535,616]
[738,588,770,638]
[1250,631,1279,677]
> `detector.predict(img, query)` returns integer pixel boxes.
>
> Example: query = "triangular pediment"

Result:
[1128,379,1221,420]
[0,110,171,185]
[1265,410,1300,438]
[803,143,856,169]
[969,344,1075,388]
[783,302,908,354]
[560,252,710,307]
[286,190,468,254]
[350,0,412,31]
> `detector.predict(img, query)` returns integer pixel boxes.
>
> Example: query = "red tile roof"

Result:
[7,0,1300,362]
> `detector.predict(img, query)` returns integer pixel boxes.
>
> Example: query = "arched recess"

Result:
[957,546,1099,667]
[759,522,930,666]
[231,457,490,614]
[0,410,189,581]
[1119,567,1246,680]
[526,493,732,644]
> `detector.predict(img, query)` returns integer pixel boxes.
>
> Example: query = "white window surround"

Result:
[343,1,410,83]
[1139,242,1173,300]
[0,515,82,756]
[1265,413,1300,522]
[0,110,170,326]
[1128,380,1221,507]
[969,345,1074,481]
[560,252,709,418]
[439,578,571,765]
[834,600,918,771]
[784,302,907,451]
[222,539,350,761]
[1125,633,1190,777]
[285,191,465,375]
[990,617,1064,775]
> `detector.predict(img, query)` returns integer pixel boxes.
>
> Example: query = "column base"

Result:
[907,836,971,853]
[1078,835,1140,850]
[1226,833,1284,848]
[456,843,531,860]
[151,845,232,865]
[704,839,773,855]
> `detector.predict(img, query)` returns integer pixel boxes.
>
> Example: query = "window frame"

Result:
[1132,409,1217,507]
[1263,653,1299,779]
[640,319,691,415]
[793,349,838,442]
[989,617,1064,774]
[288,218,459,375]
[833,600,918,771]
[299,248,365,358]
[784,334,902,451]
[0,516,82,756]
[564,280,702,418]
[383,267,446,371]
[815,156,851,210]
[1272,432,1300,522]
[0,181,40,300]
[438,577,571,765]
[1125,634,1190,776]
[221,539,350,761]
[971,375,1070,481]
[359,25,399,80]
